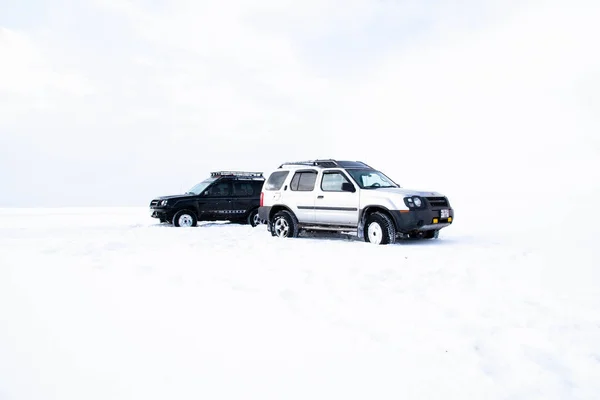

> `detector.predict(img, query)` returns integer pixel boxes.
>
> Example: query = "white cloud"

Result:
[324,0,600,200]
[0,28,94,114]
[1,0,598,207]
[1,1,339,205]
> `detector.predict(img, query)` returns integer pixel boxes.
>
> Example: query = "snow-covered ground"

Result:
[0,207,599,400]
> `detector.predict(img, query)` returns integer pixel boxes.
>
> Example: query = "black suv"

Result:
[149,171,265,227]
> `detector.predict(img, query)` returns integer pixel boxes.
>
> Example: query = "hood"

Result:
[367,187,445,197]
[155,194,196,201]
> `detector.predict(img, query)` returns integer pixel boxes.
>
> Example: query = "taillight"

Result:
[260,192,264,207]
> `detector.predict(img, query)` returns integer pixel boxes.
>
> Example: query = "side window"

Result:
[233,181,254,196]
[264,171,289,191]
[321,171,351,191]
[252,181,265,193]
[205,182,231,197]
[290,171,317,191]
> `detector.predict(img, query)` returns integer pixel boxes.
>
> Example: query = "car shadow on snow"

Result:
[148,221,244,229]
[297,230,458,246]
[147,222,459,246]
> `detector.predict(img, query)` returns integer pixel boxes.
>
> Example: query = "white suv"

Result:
[258,159,454,245]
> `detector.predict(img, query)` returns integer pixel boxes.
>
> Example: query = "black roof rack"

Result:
[278,159,372,169]
[210,171,264,178]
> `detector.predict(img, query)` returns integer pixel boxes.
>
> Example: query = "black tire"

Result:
[247,208,261,227]
[423,230,439,239]
[172,210,197,227]
[270,210,299,238]
[364,212,396,245]
[407,230,439,240]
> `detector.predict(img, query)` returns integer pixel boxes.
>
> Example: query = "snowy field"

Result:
[0,206,599,400]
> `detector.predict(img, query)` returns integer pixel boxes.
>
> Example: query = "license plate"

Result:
[440,209,450,218]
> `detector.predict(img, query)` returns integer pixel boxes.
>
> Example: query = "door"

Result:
[314,170,359,226]
[197,181,233,220]
[285,169,318,223]
[231,179,259,218]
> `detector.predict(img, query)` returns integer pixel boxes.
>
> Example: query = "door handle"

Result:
[317,195,324,199]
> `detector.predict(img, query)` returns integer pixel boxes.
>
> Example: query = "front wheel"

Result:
[270,210,299,238]
[364,212,396,245]
[172,210,197,227]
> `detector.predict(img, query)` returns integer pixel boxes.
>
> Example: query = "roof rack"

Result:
[210,171,264,178]
[278,159,371,169]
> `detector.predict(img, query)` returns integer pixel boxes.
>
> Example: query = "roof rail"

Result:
[210,171,264,178]
[278,159,337,168]
[278,159,371,169]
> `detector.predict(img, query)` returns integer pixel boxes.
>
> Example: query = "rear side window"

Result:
[233,181,255,196]
[251,180,265,193]
[290,170,318,191]
[264,171,289,190]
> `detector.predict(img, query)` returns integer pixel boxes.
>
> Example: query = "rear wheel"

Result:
[172,210,197,227]
[247,209,261,227]
[364,212,396,245]
[270,210,299,238]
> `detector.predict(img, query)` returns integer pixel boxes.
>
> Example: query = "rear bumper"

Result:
[389,208,454,233]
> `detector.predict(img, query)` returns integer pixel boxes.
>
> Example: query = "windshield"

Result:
[346,169,399,189]
[186,178,217,195]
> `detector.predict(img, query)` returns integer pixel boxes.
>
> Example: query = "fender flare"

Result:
[358,205,395,239]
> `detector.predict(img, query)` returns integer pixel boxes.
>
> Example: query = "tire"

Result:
[247,209,261,227]
[364,212,396,245]
[172,210,197,227]
[423,230,439,239]
[270,210,299,238]
[408,230,439,240]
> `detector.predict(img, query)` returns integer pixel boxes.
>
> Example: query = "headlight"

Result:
[159,199,168,207]
[403,196,424,208]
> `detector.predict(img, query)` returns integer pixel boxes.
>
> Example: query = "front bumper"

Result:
[150,208,171,220]
[390,208,454,233]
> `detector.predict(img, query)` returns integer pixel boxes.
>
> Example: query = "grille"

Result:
[426,197,449,208]
[150,200,159,207]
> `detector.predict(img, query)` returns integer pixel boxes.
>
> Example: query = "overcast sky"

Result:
[1,0,599,207]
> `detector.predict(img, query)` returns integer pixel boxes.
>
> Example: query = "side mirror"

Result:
[341,182,355,192]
